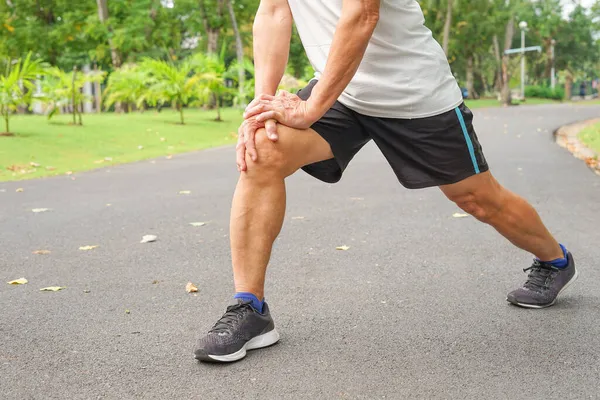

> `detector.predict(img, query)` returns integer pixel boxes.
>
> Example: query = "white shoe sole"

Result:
[510,268,579,309]
[206,329,280,363]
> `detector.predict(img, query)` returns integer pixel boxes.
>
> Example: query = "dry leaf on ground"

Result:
[104,157,113,161]
[40,286,65,292]
[190,222,206,227]
[32,250,51,255]
[292,216,305,220]
[452,213,470,218]
[138,145,144,150]
[186,282,199,293]
[32,208,51,213]
[16,188,24,192]
[179,190,191,195]
[140,235,158,243]
[350,197,364,201]
[45,166,56,171]
[8,278,28,285]
[79,245,99,251]
[336,245,351,251]
[65,171,73,175]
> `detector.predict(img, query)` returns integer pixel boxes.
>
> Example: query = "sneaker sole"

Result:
[508,268,579,309]
[195,329,280,363]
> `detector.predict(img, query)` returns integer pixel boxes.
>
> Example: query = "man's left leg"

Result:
[440,171,578,308]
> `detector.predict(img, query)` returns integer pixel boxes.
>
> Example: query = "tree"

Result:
[226,0,246,105]
[103,64,150,112]
[141,59,200,124]
[42,66,106,125]
[194,52,230,121]
[0,53,45,134]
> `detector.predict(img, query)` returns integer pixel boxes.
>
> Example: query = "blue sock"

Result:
[539,244,569,269]
[234,292,264,313]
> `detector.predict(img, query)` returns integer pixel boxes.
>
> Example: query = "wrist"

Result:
[305,97,327,124]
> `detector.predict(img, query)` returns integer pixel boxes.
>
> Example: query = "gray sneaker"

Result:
[195,299,280,363]
[507,252,578,309]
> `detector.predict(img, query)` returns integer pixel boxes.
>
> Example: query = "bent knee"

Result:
[245,128,288,177]
[450,192,502,223]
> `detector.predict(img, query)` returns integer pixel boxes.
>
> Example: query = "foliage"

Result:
[193,50,231,121]
[0,52,46,133]
[525,85,565,101]
[103,64,151,111]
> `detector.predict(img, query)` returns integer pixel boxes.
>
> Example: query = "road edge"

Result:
[555,119,600,176]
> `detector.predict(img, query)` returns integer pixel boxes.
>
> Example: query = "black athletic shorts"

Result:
[298,80,489,189]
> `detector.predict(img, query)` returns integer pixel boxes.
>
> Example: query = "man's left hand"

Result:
[243,91,319,130]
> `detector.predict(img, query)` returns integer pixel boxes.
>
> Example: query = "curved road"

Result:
[1,104,600,399]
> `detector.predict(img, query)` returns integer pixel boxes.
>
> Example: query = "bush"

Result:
[525,85,565,101]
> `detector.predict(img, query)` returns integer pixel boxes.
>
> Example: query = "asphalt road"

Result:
[1,104,600,400]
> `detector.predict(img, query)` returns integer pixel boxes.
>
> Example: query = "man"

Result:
[194,0,578,363]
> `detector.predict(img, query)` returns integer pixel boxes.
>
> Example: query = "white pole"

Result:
[551,39,556,90]
[521,29,526,100]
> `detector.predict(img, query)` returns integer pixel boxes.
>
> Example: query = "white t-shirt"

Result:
[287,0,463,119]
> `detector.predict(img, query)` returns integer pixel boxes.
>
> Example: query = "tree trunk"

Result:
[78,102,83,126]
[565,73,573,101]
[215,97,222,121]
[466,55,475,99]
[200,0,224,54]
[442,0,453,56]
[179,104,185,125]
[4,110,9,134]
[226,0,246,106]
[96,0,121,68]
[93,63,102,113]
[501,17,515,106]
[72,67,78,125]
[492,34,502,93]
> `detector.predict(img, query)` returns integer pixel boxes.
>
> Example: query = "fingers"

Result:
[236,128,247,172]
[265,119,278,141]
[244,122,258,162]
[244,94,275,118]
[255,110,279,123]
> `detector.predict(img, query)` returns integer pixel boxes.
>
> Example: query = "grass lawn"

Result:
[465,97,561,109]
[0,108,242,182]
[578,122,600,154]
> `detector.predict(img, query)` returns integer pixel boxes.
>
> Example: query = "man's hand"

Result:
[243,91,320,130]
[236,117,278,172]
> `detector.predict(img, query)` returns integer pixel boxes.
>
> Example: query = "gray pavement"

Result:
[1,104,600,400]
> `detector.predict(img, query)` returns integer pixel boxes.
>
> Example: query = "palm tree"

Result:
[104,64,151,112]
[0,52,45,134]
[42,66,106,125]
[140,59,200,125]
[194,52,230,122]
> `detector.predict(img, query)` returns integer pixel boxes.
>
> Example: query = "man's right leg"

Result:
[195,125,333,363]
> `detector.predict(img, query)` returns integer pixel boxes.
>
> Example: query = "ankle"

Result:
[234,292,265,313]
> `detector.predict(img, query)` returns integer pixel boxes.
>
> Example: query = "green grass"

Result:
[0,108,242,182]
[465,98,561,109]
[578,122,600,154]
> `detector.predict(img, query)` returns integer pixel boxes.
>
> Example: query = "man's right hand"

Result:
[236,117,278,172]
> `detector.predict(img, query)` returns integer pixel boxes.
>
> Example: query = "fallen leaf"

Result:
[140,235,157,243]
[93,159,105,164]
[152,280,159,284]
[40,286,66,292]
[79,245,99,251]
[15,188,24,192]
[32,250,51,255]
[166,155,173,160]
[125,309,130,314]
[30,162,41,167]
[8,278,28,285]
[292,216,305,220]
[65,171,73,175]
[186,282,198,293]
[452,213,470,218]
[350,197,364,201]
[45,166,56,171]
[138,145,144,150]
[189,222,206,227]
[32,208,51,213]
[83,289,91,293]
[104,157,113,161]
[106,203,112,207]
[336,245,350,251]
[160,138,166,142]
[179,190,191,195]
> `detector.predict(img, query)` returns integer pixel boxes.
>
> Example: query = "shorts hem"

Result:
[399,164,490,189]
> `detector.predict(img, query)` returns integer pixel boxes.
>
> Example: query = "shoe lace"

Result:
[209,302,252,334]
[523,260,558,290]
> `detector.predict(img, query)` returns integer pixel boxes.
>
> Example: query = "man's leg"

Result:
[231,126,334,300]
[441,171,577,308]
[195,125,333,362]
[440,171,562,260]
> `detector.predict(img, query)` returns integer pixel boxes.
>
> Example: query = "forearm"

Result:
[308,1,380,118]
[253,3,293,96]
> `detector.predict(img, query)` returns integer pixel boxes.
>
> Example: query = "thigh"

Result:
[366,103,489,189]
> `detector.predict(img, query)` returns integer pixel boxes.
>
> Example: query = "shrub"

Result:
[525,85,565,101]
